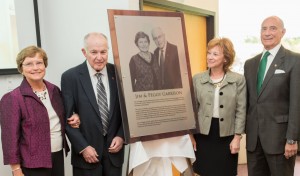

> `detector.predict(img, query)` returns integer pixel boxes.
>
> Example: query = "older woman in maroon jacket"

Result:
[0,46,79,176]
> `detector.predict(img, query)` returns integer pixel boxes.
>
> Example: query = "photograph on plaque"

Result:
[108,9,198,143]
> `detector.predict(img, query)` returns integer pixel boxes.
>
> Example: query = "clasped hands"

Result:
[67,113,80,128]
[66,114,124,163]
[81,137,124,163]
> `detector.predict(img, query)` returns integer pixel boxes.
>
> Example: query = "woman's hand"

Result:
[189,133,197,151]
[67,113,80,128]
[230,134,242,154]
[12,169,24,176]
[11,164,24,176]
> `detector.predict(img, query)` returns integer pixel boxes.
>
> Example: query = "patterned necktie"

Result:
[160,49,165,86]
[257,51,270,94]
[95,73,109,135]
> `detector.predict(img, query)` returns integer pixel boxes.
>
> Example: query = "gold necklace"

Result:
[212,74,225,88]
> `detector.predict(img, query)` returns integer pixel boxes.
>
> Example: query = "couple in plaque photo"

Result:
[129,27,182,92]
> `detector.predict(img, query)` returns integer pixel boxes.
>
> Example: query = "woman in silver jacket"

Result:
[191,37,246,176]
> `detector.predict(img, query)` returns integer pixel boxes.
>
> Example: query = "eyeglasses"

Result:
[22,61,44,68]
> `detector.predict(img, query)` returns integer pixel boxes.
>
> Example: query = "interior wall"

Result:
[0,0,218,175]
[168,0,219,35]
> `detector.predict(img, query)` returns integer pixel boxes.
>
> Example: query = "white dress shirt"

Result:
[86,61,110,109]
[262,43,281,80]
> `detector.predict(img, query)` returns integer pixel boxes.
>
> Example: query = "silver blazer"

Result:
[193,70,246,137]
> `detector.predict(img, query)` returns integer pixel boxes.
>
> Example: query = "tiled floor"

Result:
[238,156,300,176]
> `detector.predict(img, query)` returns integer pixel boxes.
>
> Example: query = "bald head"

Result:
[260,16,286,50]
[262,16,285,29]
[83,32,108,50]
[151,27,166,49]
[81,32,109,72]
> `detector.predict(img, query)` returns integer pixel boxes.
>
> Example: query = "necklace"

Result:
[33,85,47,101]
[212,74,225,88]
[139,52,152,63]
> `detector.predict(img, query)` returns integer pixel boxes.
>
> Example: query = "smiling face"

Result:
[22,53,46,84]
[207,45,225,70]
[261,16,286,50]
[82,33,108,72]
[152,27,166,49]
[137,37,150,52]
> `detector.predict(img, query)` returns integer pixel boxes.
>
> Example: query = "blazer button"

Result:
[220,118,224,121]
[220,105,224,108]
[219,92,223,95]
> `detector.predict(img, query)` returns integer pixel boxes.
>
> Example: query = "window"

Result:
[219,0,300,73]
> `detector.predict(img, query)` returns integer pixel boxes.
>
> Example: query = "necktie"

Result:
[257,51,270,94]
[96,73,109,135]
[160,49,165,86]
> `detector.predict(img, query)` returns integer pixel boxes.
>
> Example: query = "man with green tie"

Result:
[244,16,300,176]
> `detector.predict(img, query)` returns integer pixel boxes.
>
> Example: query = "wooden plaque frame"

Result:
[108,9,198,143]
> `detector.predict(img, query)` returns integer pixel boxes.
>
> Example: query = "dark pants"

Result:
[247,137,296,176]
[22,150,64,176]
[73,137,122,176]
[193,118,238,176]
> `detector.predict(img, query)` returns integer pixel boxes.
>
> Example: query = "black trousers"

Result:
[73,136,122,176]
[22,150,64,176]
[247,137,296,176]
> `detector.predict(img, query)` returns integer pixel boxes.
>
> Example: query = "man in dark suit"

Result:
[244,16,300,176]
[61,32,124,176]
[151,27,182,89]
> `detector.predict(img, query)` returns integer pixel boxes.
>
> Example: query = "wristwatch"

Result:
[286,139,297,145]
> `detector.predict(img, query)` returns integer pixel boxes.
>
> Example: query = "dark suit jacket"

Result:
[244,46,300,154]
[0,78,68,168]
[154,42,182,89]
[61,61,124,169]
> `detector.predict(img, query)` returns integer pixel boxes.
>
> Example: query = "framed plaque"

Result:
[108,9,198,143]
[0,0,40,75]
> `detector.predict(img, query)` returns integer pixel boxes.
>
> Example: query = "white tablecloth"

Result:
[128,134,196,176]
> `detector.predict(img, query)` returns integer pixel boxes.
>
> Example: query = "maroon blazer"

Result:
[0,78,69,168]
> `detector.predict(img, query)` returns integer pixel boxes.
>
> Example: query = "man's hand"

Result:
[82,146,99,163]
[67,113,80,128]
[108,136,124,153]
[284,143,298,159]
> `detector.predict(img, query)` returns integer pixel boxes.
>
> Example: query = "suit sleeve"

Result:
[173,45,182,88]
[287,55,300,141]
[61,71,89,153]
[129,56,136,92]
[0,92,22,164]
[234,75,247,134]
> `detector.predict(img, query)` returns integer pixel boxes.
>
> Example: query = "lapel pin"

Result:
[274,64,277,67]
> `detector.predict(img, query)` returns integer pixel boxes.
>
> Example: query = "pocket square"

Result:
[274,69,285,74]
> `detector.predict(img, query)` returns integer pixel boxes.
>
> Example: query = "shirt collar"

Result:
[263,43,281,57]
[160,42,167,52]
